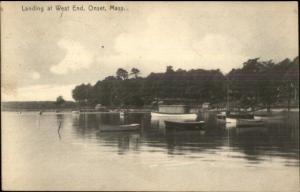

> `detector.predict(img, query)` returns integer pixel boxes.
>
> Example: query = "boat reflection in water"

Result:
[68,111,299,165]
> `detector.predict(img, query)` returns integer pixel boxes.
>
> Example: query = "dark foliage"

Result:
[72,57,299,110]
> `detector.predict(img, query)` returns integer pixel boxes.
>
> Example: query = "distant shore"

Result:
[1,106,299,113]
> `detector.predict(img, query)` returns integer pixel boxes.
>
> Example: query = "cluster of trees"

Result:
[72,67,145,107]
[228,57,299,111]
[72,66,226,107]
[71,56,299,111]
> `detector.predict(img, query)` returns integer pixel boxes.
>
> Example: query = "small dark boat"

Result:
[164,120,205,130]
[227,113,254,119]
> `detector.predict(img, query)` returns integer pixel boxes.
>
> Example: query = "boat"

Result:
[216,111,253,124]
[164,120,205,130]
[100,123,140,132]
[151,104,198,120]
[236,119,265,128]
[71,110,80,115]
[226,112,254,124]
[151,112,197,119]
[254,114,284,121]
[216,113,226,121]
[216,83,254,125]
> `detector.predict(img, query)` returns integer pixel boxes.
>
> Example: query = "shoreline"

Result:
[1,107,299,113]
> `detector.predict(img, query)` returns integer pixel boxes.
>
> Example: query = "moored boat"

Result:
[151,104,197,120]
[216,113,226,121]
[227,113,253,121]
[164,120,205,130]
[254,114,284,121]
[216,112,254,125]
[151,112,197,119]
[72,110,80,114]
[100,123,140,132]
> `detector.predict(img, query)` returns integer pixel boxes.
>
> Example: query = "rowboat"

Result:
[151,112,197,119]
[100,123,140,132]
[236,119,265,128]
[164,120,205,130]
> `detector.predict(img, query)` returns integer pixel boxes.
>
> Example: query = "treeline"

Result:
[1,101,77,111]
[72,56,299,111]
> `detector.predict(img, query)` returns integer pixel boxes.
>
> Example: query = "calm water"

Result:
[2,111,299,191]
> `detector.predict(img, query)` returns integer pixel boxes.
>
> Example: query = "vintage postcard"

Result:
[1,1,299,191]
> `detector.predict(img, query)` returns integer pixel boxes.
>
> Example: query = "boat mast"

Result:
[226,76,230,113]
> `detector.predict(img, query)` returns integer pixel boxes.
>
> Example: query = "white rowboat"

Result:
[151,112,197,119]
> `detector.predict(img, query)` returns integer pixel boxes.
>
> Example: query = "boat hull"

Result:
[164,120,205,130]
[254,115,284,121]
[151,112,197,119]
[226,117,237,124]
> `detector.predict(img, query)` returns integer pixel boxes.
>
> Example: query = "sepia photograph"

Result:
[1,1,299,191]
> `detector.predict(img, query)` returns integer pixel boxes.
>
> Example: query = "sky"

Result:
[1,2,298,101]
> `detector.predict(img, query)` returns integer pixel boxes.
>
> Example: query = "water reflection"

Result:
[64,111,299,166]
[96,131,141,155]
[56,114,64,140]
[3,111,298,190]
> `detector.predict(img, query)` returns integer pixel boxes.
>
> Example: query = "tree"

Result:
[56,96,65,107]
[257,60,279,112]
[166,66,174,73]
[72,84,93,102]
[130,68,140,78]
[116,68,128,80]
[278,57,299,111]
[227,58,264,111]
